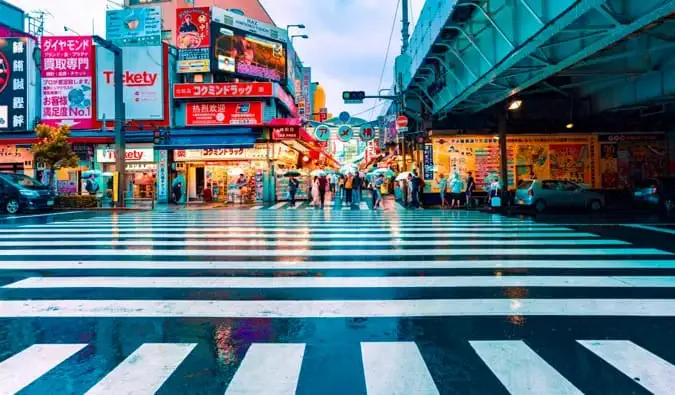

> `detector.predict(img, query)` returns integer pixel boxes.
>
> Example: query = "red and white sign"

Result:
[174,144,269,161]
[96,146,154,163]
[396,115,408,128]
[272,127,299,140]
[275,85,297,116]
[185,102,263,126]
[41,36,93,129]
[173,82,273,99]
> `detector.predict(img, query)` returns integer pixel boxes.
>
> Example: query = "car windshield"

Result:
[517,180,533,189]
[0,173,44,188]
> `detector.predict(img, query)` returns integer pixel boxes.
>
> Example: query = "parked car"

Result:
[515,179,605,213]
[632,177,675,217]
[0,173,55,214]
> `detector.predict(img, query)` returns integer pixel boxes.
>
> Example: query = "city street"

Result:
[0,209,674,394]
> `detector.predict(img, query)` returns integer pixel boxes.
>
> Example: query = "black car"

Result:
[632,177,675,217]
[0,172,55,214]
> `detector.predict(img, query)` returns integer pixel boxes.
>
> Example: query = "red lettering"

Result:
[102,71,158,87]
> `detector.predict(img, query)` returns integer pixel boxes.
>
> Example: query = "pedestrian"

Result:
[465,171,475,208]
[401,178,409,208]
[311,176,320,207]
[330,173,337,193]
[353,173,363,204]
[488,176,501,211]
[338,175,345,200]
[172,181,183,204]
[345,173,354,206]
[449,172,464,209]
[317,175,328,208]
[410,170,421,209]
[373,174,385,209]
[438,173,448,208]
[236,174,247,204]
[288,176,299,208]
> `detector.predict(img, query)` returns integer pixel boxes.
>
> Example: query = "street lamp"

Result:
[291,34,309,44]
[63,26,81,36]
[508,99,522,111]
[286,24,306,33]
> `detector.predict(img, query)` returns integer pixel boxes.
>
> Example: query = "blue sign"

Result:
[423,144,434,180]
[314,125,331,142]
[338,111,351,124]
[337,125,353,142]
[359,126,375,142]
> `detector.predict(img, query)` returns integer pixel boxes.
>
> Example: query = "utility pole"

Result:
[401,0,410,54]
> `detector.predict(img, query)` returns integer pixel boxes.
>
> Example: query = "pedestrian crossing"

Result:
[0,209,674,393]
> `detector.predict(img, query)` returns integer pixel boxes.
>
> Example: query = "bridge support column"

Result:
[499,111,510,213]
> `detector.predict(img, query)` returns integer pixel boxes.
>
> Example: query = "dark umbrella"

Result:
[284,171,301,177]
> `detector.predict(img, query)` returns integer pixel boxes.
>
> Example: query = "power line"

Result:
[354,102,386,118]
[369,0,401,121]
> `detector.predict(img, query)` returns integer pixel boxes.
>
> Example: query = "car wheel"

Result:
[5,199,20,214]
[589,200,602,212]
[534,200,546,213]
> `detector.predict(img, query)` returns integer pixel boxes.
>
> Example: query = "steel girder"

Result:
[405,0,675,115]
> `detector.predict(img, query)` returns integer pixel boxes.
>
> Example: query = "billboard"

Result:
[185,102,263,126]
[213,22,286,82]
[211,7,286,41]
[106,6,162,46]
[96,46,164,121]
[0,38,28,131]
[41,36,93,129]
[176,7,211,73]
[173,82,273,99]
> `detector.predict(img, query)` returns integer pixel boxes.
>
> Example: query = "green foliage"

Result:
[31,124,80,170]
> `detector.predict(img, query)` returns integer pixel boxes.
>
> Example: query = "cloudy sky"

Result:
[9,0,422,120]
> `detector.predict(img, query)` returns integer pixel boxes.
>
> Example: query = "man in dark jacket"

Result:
[410,170,421,209]
[317,175,328,208]
[352,174,363,204]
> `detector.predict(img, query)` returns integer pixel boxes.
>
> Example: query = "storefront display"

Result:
[203,161,265,203]
[96,144,157,199]
[0,145,32,174]
[599,134,667,189]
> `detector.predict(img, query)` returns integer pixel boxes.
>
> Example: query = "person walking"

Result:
[288,176,299,208]
[236,174,248,204]
[373,174,385,209]
[317,175,328,208]
[449,172,464,209]
[465,171,476,208]
[310,176,320,207]
[353,173,363,204]
[344,173,354,206]
[330,173,337,193]
[338,175,345,201]
[438,173,448,208]
[409,170,421,209]
[488,176,501,211]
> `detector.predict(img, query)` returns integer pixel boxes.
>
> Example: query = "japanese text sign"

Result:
[41,36,93,129]
[0,38,29,132]
[185,102,263,126]
[272,127,299,140]
[337,125,353,142]
[314,125,331,142]
[0,145,31,163]
[173,82,273,99]
[176,7,211,73]
[174,145,268,161]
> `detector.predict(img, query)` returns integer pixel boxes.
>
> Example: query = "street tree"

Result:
[31,124,79,190]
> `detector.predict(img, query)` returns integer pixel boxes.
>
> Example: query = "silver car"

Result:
[515,179,605,213]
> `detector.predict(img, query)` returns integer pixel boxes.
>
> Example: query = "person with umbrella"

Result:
[287,172,300,208]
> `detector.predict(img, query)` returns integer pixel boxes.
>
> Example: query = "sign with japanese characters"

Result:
[96,45,164,121]
[337,125,353,142]
[157,150,168,201]
[0,38,28,132]
[314,125,331,142]
[176,7,211,73]
[185,102,263,126]
[174,145,269,161]
[272,127,299,140]
[173,82,273,99]
[301,67,311,118]
[275,83,297,116]
[41,36,93,129]
[106,6,162,47]
[359,126,376,142]
[0,145,31,163]
[423,144,434,180]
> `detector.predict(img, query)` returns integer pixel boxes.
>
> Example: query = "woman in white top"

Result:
[311,176,320,207]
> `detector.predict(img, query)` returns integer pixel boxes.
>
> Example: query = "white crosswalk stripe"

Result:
[0,210,673,392]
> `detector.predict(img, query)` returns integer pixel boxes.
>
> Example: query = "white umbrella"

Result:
[311,170,327,177]
[396,172,412,181]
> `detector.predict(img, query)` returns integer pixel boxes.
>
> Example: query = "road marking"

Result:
[395,202,406,210]
[577,340,675,394]
[288,202,304,210]
[361,342,439,395]
[0,226,573,233]
[269,202,288,210]
[2,299,675,318]
[250,205,264,210]
[0,238,628,248]
[0,211,84,220]
[360,202,369,210]
[85,343,196,395]
[0,344,87,394]
[8,275,675,289]
[0,247,665,257]
[624,224,675,235]
[0,231,600,240]
[225,344,305,395]
[49,220,544,226]
[1,259,674,270]
[470,341,582,395]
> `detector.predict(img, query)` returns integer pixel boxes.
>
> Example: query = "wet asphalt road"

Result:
[0,206,674,394]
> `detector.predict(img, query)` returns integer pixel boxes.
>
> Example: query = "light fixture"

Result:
[566,123,574,129]
[291,34,309,44]
[303,156,310,162]
[508,100,522,111]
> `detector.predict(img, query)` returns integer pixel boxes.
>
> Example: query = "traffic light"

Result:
[342,91,366,103]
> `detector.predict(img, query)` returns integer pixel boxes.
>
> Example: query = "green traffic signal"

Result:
[342,91,366,101]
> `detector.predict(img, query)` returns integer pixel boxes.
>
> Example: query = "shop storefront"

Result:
[0,145,33,176]
[96,144,157,199]
[53,144,95,195]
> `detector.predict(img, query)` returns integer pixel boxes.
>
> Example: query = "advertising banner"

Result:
[301,67,311,117]
[174,145,269,161]
[157,150,168,202]
[96,46,164,121]
[598,134,666,188]
[176,7,211,73]
[106,6,162,47]
[423,144,434,180]
[272,127,299,140]
[0,145,31,163]
[213,22,286,82]
[0,38,28,131]
[41,36,93,129]
[173,82,273,99]
[211,7,286,41]
[96,146,154,163]
[276,84,297,116]
[185,102,263,126]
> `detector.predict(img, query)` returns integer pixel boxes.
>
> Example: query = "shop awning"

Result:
[154,128,259,150]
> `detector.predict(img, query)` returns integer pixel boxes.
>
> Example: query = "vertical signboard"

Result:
[41,36,93,129]
[157,149,168,202]
[302,67,311,118]
[0,38,28,131]
[423,144,434,180]
[106,7,162,46]
[176,7,211,73]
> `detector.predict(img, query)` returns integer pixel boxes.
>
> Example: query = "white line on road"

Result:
[0,247,665,257]
[7,275,675,289]
[470,340,582,395]
[0,226,574,233]
[269,202,287,210]
[1,299,675,318]
[225,344,305,395]
[1,259,674,271]
[624,224,675,235]
[0,344,87,394]
[361,342,439,395]
[1,211,84,220]
[0,238,628,247]
[85,343,196,395]
[250,205,264,210]
[578,340,675,395]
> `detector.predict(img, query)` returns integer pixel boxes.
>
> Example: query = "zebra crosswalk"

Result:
[0,209,673,393]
